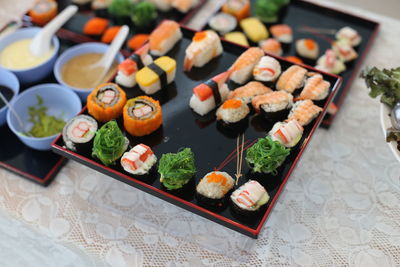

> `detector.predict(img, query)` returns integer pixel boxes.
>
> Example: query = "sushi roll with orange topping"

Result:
[216,98,250,133]
[231,180,269,216]
[269,119,303,148]
[288,99,322,126]
[189,71,231,116]
[228,81,272,104]
[28,0,58,26]
[276,65,307,94]
[183,30,223,71]
[123,96,162,137]
[149,20,182,56]
[296,39,319,60]
[121,144,157,178]
[196,171,235,207]
[253,56,282,82]
[270,24,293,44]
[222,0,250,21]
[259,38,282,56]
[252,91,293,120]
[87,83,127,122]
[285,56,303,65]
[298,73,331,103]
[229,47,264,84]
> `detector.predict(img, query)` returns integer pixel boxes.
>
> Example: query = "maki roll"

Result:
[196,171,235,206]
[222,0,250,21]
[298,73,331,103]
[231,180,270,216]
[87,83,127,123]
[216,98,250,129]
[269,119,303,148]
[332,39,358,62]
[296,39,319,60]
[115,44,153,88]
[336,26,362,47]
[92,0,111,17]
[123,96,162,137]
[285,56,303,65]
[28,0,58,26]
[189,71,231,116]
[136,56,176,95]
[158,148,196,190]
[83,17,109,36]
[253,56,282,82]
[270,24,293,44]
[183,30,223,72]
[229,47,264,85]
[252,91,293,120]
[259,38,282,57]
[92,120,129,166]
[276,65,307,94]
[288,99,322,126]
[121,144,157,177]
[245,136,290,175]
[315,49,346,75]
[62,115,98,152]
[228,81,272,104]
[208,13,237,35]
[172,0,198,13]
[240,17,269,43]
[147,0,172,12]
[224,32,249,47]
[149,20,182,56]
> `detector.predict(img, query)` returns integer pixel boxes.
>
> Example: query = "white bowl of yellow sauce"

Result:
[0,27,59,84]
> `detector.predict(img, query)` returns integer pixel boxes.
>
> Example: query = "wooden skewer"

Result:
[235,133,245,185]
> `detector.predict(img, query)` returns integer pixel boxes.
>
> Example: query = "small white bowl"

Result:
[380,103,400,162]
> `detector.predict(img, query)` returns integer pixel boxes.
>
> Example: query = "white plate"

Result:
[380,103,400,162]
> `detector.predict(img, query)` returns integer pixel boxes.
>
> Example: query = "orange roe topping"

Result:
[193,31,207,42]
[304,39,316,50]
[223,99,242,109]
[206,172,227,186]
[285,56,303,64]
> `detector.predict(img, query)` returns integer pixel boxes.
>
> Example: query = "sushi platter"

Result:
[52,25,342,238]
[202,0,379,127]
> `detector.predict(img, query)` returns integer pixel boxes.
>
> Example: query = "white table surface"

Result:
[1,0,400,266]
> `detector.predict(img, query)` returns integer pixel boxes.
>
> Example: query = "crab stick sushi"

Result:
[270,24,293,44]
[269,119,303,148]
[229,47,264,84]
[115,44,153,88]
[288,99,322,126]
[240,17,268,43]
[189,71,231,116]
[208,13,237,35]
[172,0,198,13]
[315,49,346,74]
[62,115,98,152]
[149,20,182,56]
[231,180,269,216]
[336,26,361,47]
[183,30,223,72]
[216,98,250,131]
[87,83,127,122]
[299,73,330,102]
[296,39,319,60]
[136,56,176,94]
[228,81,272,104]
[123,96,162,137]
[121,144,157,177]
[253,56,282,82]
[332,39,358,62]
[259,38,283,56]
[252,91,293,120]
[222,0,250,21]
[196,171,235,207]
[276,65,307,94]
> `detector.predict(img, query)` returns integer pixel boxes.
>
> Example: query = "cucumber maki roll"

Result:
[231,180,269,217]
[245,136,290,175]
[196,171,235,207]
[62,115,98,152]
[158,148,196,190]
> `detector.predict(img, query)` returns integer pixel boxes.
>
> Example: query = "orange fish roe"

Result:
[193,31,207,42]
[127,34,149,51]
[83,17,109,35]
[101,26,121,44]
[285,56,303,64]
[206,172,227,185]
[223,99,242,109]
[304,39,316,50]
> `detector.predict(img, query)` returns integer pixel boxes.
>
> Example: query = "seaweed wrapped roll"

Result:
[216,98,250,129]
[196,171,235,206]
[121,144,157,177]
[62,115,98,152]
[231,180,269,216]
[269,119,303,148]
[252,91,293,120]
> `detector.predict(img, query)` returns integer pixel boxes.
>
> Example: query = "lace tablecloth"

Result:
[1,0,400,266]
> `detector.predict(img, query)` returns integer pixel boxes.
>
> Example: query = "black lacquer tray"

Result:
[202,0,379,127]
[53,26,341,237]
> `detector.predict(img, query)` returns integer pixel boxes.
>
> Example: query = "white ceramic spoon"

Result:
[0,92,32,137]
[89,25,129,85]
[30,5,78,57]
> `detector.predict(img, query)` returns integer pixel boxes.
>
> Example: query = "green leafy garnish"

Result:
[131,2,156,27]
[255,0,290,23]
[158,148,196,190]
[92,120,128,166]
[245,136,290,175]
[25,95,65,138]
[360,66,400,108]
[108,0,135,17]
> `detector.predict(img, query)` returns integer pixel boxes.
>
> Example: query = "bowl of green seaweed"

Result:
[6,83,82,151]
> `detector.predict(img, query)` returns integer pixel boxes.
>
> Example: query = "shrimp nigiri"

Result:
[229,47,264,84]
[149,20,182,56]
[298,73,330,101]
[276,65,307,93]
[288,99,322,126]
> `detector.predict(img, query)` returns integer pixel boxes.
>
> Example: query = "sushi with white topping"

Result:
[231,180,270,216]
